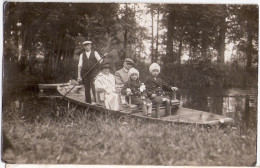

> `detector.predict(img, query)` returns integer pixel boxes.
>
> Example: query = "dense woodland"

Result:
[3,3,258,93]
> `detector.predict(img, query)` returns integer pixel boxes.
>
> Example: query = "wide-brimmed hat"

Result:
[124,58,134,64]
[101,62,111,69]
[82,41,92,45]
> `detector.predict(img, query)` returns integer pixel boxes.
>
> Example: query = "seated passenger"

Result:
[121,68,152,116]
[115,58,135,104]
[145,63,178,118]
[94,62,119,110]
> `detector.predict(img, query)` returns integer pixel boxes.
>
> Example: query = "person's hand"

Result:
[171,87,178,91]
[126,88,132,95]
[151,94,156,98]
[77,77,82,82]
[104,53,109,57]
[140,85,146,92]
[141,96,145,100]
[162,98,170,101]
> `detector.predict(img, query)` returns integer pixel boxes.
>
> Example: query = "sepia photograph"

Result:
[1,1,258,166]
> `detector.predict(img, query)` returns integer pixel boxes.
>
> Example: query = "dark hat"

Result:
[124,58,134,64]
[101,62,111,69]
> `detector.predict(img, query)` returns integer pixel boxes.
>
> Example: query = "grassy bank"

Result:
[2,100,256,166]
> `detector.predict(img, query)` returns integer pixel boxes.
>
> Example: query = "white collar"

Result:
[123,68,129,72]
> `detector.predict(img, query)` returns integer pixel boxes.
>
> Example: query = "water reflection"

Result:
[180,88,257,129]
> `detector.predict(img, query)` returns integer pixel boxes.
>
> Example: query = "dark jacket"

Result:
[121,80,148,98]
[82,51,99,82]
[145,76,172,97]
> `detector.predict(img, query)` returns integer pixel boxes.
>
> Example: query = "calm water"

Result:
[3,88,258,129]
[180,88,257,128]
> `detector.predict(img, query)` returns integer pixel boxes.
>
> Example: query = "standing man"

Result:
[115,58,134,104]
[77,41,104,103]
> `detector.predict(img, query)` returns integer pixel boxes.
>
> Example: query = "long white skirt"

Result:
[103,92,119,111]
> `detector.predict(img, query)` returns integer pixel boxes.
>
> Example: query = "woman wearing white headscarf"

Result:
[94,62,119,110]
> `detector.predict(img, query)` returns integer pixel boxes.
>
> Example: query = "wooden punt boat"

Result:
[57,84,234,126]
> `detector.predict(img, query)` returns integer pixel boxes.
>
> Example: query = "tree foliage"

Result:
[158,4,258,68]
[3,2,258,89]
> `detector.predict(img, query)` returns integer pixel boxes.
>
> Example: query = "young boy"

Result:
[145,63,178,118]
[121,68,152,116]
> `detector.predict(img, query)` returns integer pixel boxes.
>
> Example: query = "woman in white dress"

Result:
[94,62,119,110]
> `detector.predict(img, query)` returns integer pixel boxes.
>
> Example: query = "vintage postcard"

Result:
[1,1,258,167]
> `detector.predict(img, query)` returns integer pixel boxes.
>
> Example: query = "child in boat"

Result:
[121,68,152,116]
[145,63,178,118]
[94,62,119,110]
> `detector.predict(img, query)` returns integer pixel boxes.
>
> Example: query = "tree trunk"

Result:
[64,40,69,62]
[189,43,192,64]
[246,23,253,71]
[201,29,208,59]
[52,36,56,71]
[133,4,137,58]
[217,16,226,64]
[166,10,175,62]
[151,8,154,63]
[124,3,128,59]
[155,7,159,63]
[55,36,62,71]
[19,28,28,70]
[178,35,182,65]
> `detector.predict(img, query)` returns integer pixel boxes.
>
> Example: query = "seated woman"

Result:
[94,62,119,110]
[121,68,152,116]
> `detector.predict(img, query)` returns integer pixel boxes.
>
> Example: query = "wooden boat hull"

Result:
[57,84,234,126]
[38,83,69,91]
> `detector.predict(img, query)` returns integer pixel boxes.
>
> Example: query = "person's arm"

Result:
[77,54,83,82]
[161,79,178,91]
[95,51,101,61]
[115,71,124,90]
[77,67,82,81]
[161,79,172,91]
[94,76,106,92]
[145,78,153,97]
[95,51,108,63]
[121,82,129,95]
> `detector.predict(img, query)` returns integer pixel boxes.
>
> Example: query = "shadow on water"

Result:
[3,87,257,129]
[180,88,257,129]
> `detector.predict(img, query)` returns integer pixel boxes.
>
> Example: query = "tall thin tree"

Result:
[151,7,154,62]
[155,7,159,63]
